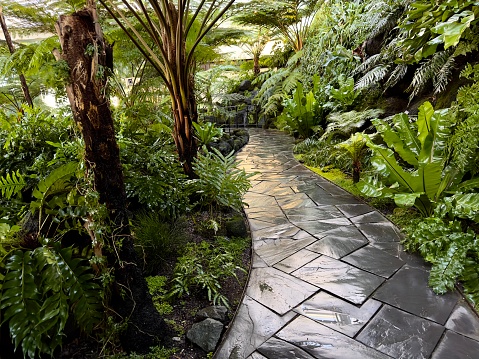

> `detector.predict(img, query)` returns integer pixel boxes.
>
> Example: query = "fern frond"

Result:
[353,54,382,75]
[282,71,302,94]
[384,64,408,90]
[407,51,450,99]
[462,258,479,309]
[434,55,455,95]
[355,65,390,90]
[0,170,26,199]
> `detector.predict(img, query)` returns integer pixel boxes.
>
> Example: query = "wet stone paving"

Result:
[213,129,479,359]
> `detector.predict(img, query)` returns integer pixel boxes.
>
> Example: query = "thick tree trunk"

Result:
[55,2,168,353]
[253,53,260,76]
[0,7,34,108]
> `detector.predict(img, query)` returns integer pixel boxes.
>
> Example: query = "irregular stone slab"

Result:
[357,305,444,359]
[317,180,351,196]
[342,245,405,278]
[370,242,431,271]
[356,222,403,243]
[274,249,320,274]
[249,218,278,231]
[250,181,284,194]
[246,267,318,315]
[267,186,296,196]
[431,330,479,359]
[276,315,389,359]
[247,352,268,359]
[306,229,368,259]
[186,318,223,353]
[373,266,459,324]
[295,221,345,237]
[254,237,318,266]
[276,194,317,209]
[294,291,382,337]
[252,223,300,241]
[283,206,344,222]
[248,212,290,226]
[244,193,278,208]
[197,306,228,322]
[350,211,388,223]
[312,194,362,206]
[214,296,296,359]
[292,255,384,304]
[445,299,479,341]
[337,204,375,218]
[258,337,315,359]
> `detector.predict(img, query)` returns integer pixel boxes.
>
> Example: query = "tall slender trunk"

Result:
[55,1,167,353]
[0,7,34,108]
[162,2,197,178]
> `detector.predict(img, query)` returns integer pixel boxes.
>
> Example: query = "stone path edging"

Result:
[214,129,479,359]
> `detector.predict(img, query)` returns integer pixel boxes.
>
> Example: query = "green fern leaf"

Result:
[355,65,390,90]
[0,170,26,199]
[461,258,479,309]
[53,245,102,333]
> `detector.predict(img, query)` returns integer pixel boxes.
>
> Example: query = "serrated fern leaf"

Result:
[433,55,455,95]
[0,170,26,199]
[384,64,408,90]
[53,245,102,333]
[0,250,43,358]
[355,65,390,90]
[461,258,479,309]
[407,51,450,99]
[352,54,382,76]
[429,239,468,294]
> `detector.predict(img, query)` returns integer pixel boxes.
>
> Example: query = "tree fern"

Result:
[353,53,382,76]
[0,170,26,200]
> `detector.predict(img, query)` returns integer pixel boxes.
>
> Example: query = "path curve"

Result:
[214,129,479,359]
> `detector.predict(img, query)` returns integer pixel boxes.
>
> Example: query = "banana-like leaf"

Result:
[367,142,418,192]
[418,162,443,200]
[417,101,434,150]
[420,108,452,165]
[373,116,419,166]
[394,192,423,207]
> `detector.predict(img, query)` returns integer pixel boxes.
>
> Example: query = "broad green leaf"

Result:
[367,143,417,192]
[394,192,423,207]
[417,102,434,149]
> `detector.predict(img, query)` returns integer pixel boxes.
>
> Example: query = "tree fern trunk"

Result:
[0,7,34,108]
[55,1,168,353]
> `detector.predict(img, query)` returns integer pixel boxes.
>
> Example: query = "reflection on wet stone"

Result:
[292,256,384,304]
[246,267,317,315]
[342,245,404,278]
[373,266,459,324]
[357,305,444,359]
[258,337,315,359]
[431,330,479,359]
[276,316,390,359]
[274,249,320,274]
[294,291,382,337]
[445,299,479,342]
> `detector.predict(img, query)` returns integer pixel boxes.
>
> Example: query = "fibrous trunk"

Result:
[55,2,167,353]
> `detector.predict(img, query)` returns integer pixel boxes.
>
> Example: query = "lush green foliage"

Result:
[192,121,224,146]
[358,102,470,216]
[132,213,188,275]
[169,237,248,308]
[193,148,254,212]
[277,79,321,138]
[0,244,102,358]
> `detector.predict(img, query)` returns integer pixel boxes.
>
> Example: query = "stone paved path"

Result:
[214,129,479,359]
